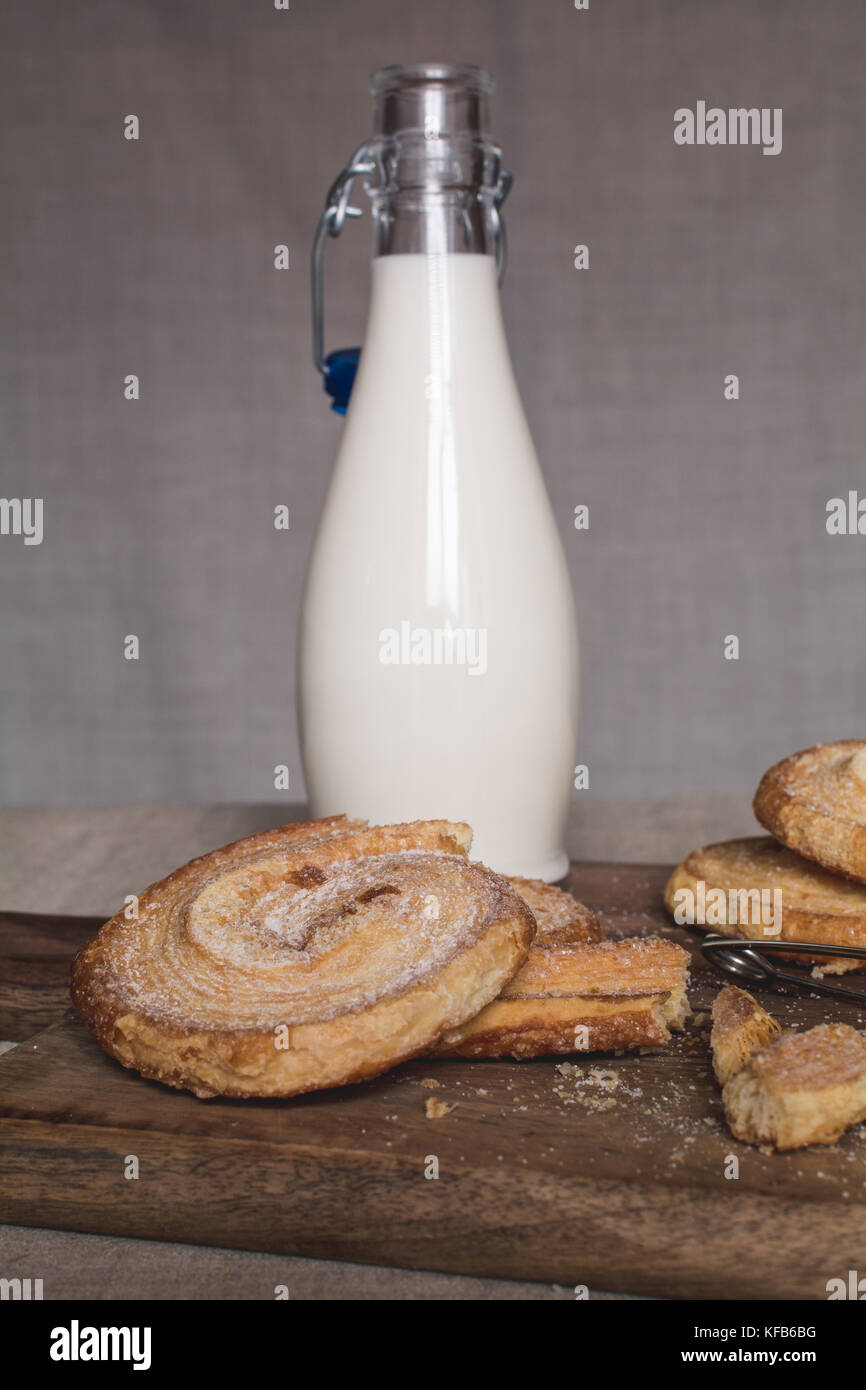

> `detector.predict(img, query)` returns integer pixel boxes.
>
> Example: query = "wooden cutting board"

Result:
[3,862,866,1300]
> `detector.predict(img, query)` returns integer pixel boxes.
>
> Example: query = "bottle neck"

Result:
[363,124,507,261]
[311,65,510,389]
[369,188,498,259]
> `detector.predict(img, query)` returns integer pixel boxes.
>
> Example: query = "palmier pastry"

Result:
[665,835,866,972]
[721,1018,866,1151]
[71,817,536,1099]
[505,876,603,947]
[710,985,782,1086]
[433,897,690,1061]
[754,741,866,884]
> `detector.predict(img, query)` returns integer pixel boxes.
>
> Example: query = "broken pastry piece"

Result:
[433,935,690,1059]
[710,985,782,1085]
[711,985,866,1150]
[725,1025,866,1151]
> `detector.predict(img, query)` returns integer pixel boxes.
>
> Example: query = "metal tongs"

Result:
[701,935,866,1003]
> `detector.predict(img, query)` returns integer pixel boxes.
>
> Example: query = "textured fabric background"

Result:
[1,0,863,803]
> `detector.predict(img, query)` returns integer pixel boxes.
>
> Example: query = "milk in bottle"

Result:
[299,64,578,879]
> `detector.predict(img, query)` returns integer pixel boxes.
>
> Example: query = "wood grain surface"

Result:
[3,861,866,1299]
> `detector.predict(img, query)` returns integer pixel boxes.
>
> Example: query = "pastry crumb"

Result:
[553,1062,625,1113]
[425,1097,456,1119]
[589,1067,620,1090]
[419,1078,440,1089]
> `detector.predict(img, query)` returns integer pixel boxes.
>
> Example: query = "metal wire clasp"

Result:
[490,168,513,285]
[311,146,513,394]
[311,144,375,376]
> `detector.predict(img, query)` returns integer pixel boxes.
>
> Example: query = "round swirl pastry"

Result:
[71,816,536,1099]
[664,835,866,972]
[754,741,866,884]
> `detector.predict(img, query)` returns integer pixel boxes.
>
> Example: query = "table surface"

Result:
[0,796,751,1300]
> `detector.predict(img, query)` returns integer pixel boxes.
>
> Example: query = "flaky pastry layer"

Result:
[433,935,690,1059]
[710,985,782,1086]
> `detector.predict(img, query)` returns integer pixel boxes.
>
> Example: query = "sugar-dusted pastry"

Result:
[710,985,782,1086]
[754,741,866,885]
[664,835,866,972]
[505,876,602,947]
[433,932,690,1059]
[433,879,691,1059]
[71,817,536,1099]
[723,1022,866,1151]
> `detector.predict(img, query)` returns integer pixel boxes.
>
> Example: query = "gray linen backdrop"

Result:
[1,0,864,803]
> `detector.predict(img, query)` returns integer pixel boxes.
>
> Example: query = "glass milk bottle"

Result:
[299,64,578,880]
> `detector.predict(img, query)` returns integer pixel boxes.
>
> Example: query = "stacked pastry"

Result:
[71,817,689,1100]
[664,741,866,973]
[435,876,688,1059]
